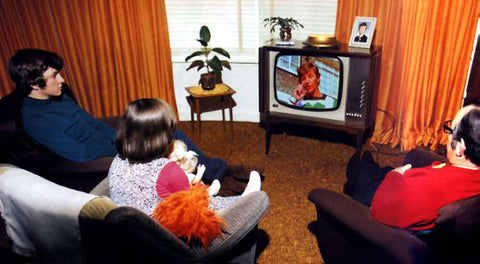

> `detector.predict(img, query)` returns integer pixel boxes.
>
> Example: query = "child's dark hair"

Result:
[116,98,177,164]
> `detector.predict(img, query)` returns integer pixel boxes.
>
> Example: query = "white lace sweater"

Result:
[108,156,170,215]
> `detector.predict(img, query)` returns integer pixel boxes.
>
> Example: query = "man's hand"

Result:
[392,164,412,175]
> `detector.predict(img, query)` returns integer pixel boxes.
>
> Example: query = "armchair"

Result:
[0,85,119,192]
[0,165,269,263]
[308,149,480,264]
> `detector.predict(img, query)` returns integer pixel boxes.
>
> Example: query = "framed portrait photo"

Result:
[348,16,377,49]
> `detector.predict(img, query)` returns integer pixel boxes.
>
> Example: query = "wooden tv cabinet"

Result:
[259,41,382,154]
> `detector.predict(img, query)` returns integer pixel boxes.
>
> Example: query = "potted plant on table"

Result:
[263,17,304,42]
[185,25,231,90]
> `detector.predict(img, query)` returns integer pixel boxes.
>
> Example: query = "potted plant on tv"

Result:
[185,25,231,90]
[263,17,304,41]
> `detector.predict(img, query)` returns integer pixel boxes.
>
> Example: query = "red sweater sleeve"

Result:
[370,170,425,229]
[370,162,480,231]
[156,161,190,199]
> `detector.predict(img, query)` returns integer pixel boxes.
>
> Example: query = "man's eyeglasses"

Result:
[443,120,453,134]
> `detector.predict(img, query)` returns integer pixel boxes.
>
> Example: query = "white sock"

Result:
[241,171,261,197]
[207,179,221,196]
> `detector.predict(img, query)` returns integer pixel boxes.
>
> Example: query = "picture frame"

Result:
[348,16,377,49]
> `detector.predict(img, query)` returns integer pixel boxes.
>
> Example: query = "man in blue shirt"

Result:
[8,49,226,182]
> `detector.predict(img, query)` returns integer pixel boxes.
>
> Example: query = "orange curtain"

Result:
[336,0,480,151]
[0,1,59,96]
[0,0,175,118]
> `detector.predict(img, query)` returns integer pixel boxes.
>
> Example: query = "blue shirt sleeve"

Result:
[22,95,117,162]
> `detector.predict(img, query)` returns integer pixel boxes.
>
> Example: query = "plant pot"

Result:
[279,27,292,41]
[200,72,216,90]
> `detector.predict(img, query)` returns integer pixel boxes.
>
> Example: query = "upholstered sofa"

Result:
[308,149,480,264]
[0,85,118,192]
[0,165,269,263]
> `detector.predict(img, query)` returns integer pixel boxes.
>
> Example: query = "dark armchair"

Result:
[0,85,119,192]
[0,165,269,263]
[308,149,480,264]
[83,178,269,263]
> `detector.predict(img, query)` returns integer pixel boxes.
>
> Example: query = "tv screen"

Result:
[274,54,342,111]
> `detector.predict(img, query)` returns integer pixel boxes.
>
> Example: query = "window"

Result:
[165,0,337,63]
[277,55,301,75]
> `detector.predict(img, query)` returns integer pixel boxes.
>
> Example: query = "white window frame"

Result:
[165,0,338,63]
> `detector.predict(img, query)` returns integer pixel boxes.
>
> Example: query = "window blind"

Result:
[165,0,337,63]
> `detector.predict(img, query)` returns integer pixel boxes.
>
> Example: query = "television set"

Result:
[259,43,381,154]
[270,53,346,120]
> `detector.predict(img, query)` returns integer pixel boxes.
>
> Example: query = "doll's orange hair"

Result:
[152,185,225,250]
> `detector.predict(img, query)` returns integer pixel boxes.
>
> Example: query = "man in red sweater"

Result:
[344,104,480,231]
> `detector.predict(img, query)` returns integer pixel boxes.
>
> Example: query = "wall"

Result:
[172,63,259,122]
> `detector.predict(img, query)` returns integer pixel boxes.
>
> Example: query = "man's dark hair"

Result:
[8,49,64,96]
[453,108,480,166]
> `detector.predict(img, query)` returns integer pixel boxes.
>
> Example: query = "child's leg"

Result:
[209,196,241,211]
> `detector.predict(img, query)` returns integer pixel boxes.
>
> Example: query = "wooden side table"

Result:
[185,84,236,141]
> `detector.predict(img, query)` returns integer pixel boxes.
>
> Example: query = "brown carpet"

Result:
[177,121,412,263]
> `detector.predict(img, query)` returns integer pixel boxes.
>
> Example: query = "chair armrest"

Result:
[80,191,269,263]
[36,157,114,192]
[191,191,270,261]
[105,206,190,263]
[403,149,447,168]
[39,157,114,174]
[89,177,110,197]
[308,188,434,264]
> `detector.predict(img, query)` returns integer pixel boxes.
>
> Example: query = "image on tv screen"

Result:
[274,54,341,110]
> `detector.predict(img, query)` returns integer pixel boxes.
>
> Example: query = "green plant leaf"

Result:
[186,60,205,71]
[207,56,222,72]
[262,16,303,32]
[211,47,230,58]
[199,25,211,42]
[185,51,205,62]
[220,60,231,70]
[196,39,208,47]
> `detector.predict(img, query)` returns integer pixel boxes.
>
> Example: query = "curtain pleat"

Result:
[336,0,480,151]
[0,0,175,118]
[0,0,59,96]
